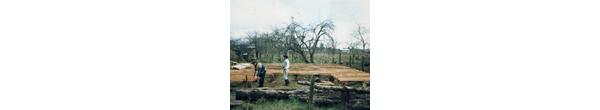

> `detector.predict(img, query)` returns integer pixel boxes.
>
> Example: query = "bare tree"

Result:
[352,22,370,54]
[281,18,335,63]
[282,18,310,63]
[306,19,335,63]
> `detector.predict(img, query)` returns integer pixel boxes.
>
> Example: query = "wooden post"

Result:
[363,81,367,88]
[362,55,366,71]
[346,52,352,66]
[350,54,353,66]
[339,52,341,65]
[332,55,334,64]
[308,74,315,109]
[294,75,298,82]
[340,82,349,103]
[246,75,251,88]
[270,74,275,82]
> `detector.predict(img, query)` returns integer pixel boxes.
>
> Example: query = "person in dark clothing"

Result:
[251,49,257,61]
[252,61,267,87]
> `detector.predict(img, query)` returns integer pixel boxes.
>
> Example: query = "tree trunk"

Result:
[299,51,310,63]
[277,51,280,63]
[309,53,314,63]
[271,54,274,63]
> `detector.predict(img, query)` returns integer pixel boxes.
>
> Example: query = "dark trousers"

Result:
[258,70,266,87]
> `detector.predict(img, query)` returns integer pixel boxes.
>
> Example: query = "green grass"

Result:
[230,94,366,110]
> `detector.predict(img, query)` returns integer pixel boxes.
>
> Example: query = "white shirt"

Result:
[283,59,290,69]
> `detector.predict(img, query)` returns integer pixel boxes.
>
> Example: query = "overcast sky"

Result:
[230,0,369,49]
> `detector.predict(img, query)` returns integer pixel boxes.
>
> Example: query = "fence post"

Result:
[294,75,298,82]
[339,52,341,65]
[347,53,350,66]
[332,54,335,64]
[362,55,365,71]
[246,75,251,88]
[308,74,315,109]
[350,54,353,66]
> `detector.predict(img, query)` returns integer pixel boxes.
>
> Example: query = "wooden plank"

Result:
[333,76,369,79]
[331,74,370,77]
[331,73,370,75]
[230,77,258,81]
[322,70,363,73]
[232,71,366,75]
[230,75,258,81]
[230,76,254,80]
[231,70,324,74]
[332,75,370,79]
[230,63,370,77]
[230,73,254,76]
[336,77,370,82]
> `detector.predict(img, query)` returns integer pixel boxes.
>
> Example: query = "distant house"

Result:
[340,49,349,53]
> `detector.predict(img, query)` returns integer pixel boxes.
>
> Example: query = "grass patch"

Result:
[230,93,365,110]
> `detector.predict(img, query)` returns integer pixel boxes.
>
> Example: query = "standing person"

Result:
[251,49,257,61]
[281,55,290,86]
[252,61,267,87]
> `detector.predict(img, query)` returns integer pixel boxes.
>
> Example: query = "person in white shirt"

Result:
[280,55,290,86]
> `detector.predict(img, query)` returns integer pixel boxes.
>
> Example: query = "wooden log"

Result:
[331,74,370,78]
[333,76,370,80]
[337,77,370,82]
[235,88,369,106]
[297,81,370,93]
[235,88,306,100]
[331,74,370,77]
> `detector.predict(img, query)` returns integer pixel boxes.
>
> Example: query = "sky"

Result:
[230,0,370,49]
